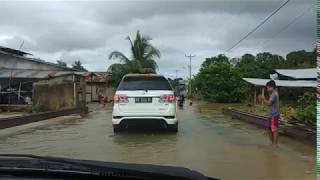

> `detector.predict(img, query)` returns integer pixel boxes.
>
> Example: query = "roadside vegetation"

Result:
[192,49,315,101]
[192,49,316,128]
[226,93,316,129]
[291,92,316,128]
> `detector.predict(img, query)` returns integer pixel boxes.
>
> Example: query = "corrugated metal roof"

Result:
[0,46,77,72]
[0,69,108,82]
[0,46,32,56]
[0,69,74,79]
[275,68,316,79]
[243,78,316,88]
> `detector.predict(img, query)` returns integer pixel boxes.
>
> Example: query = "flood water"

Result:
[0,102,315,180]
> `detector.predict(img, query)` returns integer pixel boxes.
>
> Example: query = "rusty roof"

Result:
[84,72,108,82]
[0,68,78,79]
[0,69,108,82]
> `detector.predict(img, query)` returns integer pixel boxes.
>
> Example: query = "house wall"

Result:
[33,82,74,110]
[0,53,66,70]
[33,75,86,110]
[76,76,87,107]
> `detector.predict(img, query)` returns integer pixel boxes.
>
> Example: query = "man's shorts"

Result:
[267,115,280,132]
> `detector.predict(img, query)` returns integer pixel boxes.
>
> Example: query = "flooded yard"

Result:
[0,102,315,180]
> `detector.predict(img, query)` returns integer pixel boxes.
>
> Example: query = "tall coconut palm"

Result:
[108,31,160,74]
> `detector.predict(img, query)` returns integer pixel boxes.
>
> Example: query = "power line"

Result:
[225,0,291,53]
[261,5,313,48]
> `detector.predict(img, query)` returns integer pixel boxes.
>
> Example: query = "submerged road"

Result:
[0,102,315,180]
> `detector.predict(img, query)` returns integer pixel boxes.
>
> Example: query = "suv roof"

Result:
[118,74,172,91]
[123,74,163,77]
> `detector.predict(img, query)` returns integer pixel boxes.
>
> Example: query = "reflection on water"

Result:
[0,102,316,180]
[266,149,280,179]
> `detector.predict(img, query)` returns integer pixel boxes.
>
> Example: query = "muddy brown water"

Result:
[0,102,315,180]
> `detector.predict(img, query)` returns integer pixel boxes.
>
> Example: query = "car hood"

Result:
[0,154,219,180]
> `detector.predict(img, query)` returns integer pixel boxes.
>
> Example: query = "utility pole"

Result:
[175,69,179,79]
[185,54,195,97]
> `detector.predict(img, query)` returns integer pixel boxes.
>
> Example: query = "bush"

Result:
[280,106,296,122]
[290,92,316,128]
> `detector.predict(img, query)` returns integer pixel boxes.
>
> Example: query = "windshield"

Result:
[118,76,172,90]
[0,1,316,180]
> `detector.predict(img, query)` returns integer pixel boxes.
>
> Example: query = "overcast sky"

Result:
[0,0,315,78]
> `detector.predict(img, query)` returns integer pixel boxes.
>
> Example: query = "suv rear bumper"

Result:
[112,116,178,126]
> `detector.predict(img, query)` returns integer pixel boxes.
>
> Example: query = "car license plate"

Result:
[135,97,152,103]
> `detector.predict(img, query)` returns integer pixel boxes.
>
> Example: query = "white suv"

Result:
[112,74,178,132]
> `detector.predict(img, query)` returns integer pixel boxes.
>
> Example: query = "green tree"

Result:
[108,30,160,74]
[72,60,87,72]
[255,52,285,78]
[285,49,316,68]
[107,63,128,86]
[201,54,229,69]
[235,53,260,77]
[236,52,285,78]
[230,57,240,66]
[194,54,248,102]
[235,50,316,79]
[56,60,67,67]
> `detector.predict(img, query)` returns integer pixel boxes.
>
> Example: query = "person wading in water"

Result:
[258,80,280,145]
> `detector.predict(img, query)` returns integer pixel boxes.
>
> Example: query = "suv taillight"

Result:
[159,94,175,103]
[114,95,129,103]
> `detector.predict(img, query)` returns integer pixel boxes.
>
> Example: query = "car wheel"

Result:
[113,125,122,133]
[168,124,178,132]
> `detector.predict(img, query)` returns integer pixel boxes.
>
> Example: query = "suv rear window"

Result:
[117,76,172,90]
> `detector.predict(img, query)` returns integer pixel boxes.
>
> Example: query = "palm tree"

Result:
[108,30,160,74]
[72,60,87,72]
[107,63,128,85]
